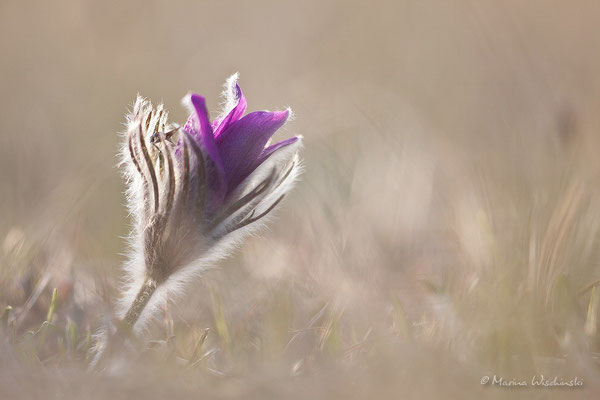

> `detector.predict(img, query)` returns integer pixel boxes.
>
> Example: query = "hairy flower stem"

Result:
[123,278,157,328]
[88,279,157,372]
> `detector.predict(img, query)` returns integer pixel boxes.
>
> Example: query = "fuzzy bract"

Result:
[118,73,302,331]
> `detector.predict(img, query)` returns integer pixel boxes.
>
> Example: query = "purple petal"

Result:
[216,110,289,191]
[187,94,227,200]
[214,83,247,138]
[257,136,299,165]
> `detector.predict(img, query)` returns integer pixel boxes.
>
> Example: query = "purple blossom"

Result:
[182,82,299,205]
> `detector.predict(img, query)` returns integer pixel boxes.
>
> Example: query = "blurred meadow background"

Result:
[2,0,600,398]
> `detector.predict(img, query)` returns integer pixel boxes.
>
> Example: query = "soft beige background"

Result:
[3,0,600,260]
[2,1,600,398]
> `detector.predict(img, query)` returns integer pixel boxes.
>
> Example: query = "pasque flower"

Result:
[118,74,301,331]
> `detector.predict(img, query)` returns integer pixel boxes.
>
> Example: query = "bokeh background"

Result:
[2,1,600,399]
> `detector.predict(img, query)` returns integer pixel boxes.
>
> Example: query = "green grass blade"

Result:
[585,285,600,336]
[1,305,12,329]
[47,288,57,322]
